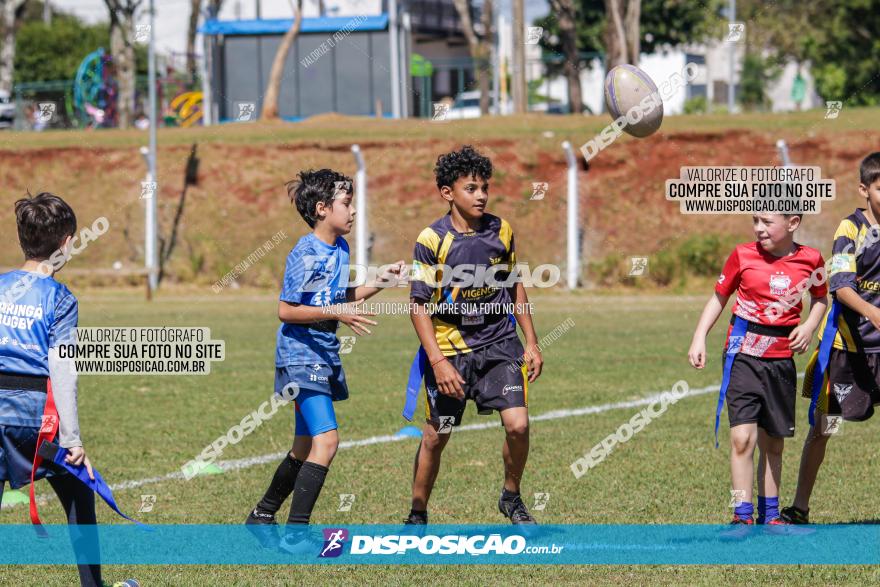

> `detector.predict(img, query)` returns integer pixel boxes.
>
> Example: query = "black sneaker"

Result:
[498,493,538,525]
[404,511,428,525]
[780,505,810,525]
[245,507,279,549]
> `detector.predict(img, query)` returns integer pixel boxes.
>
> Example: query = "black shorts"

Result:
[423,336,527,429]
[726,353,797,437]
[822,349,880,421]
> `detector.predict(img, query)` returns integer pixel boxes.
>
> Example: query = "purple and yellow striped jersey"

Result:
[821,208,880,352]
[410,212,518,356]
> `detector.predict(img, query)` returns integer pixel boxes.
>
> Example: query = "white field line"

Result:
[4,378,763,510]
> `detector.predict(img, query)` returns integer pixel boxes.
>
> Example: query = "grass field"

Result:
[2,288,880,585]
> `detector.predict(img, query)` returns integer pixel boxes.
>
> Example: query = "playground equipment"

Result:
[73,48,117,128]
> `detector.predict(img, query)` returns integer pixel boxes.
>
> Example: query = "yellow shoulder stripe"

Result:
[499,218,514,253]
[417,228,441,255]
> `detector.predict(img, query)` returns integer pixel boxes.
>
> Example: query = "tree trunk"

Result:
[604,0,641,69]
[550,0,582,114]
[110,19,136,129]
[604,0,628,70]
[623,0,640,66]
[261,0,302,120]
[0,0,25,95]
[452,0,492,115]
[186,0,201,83]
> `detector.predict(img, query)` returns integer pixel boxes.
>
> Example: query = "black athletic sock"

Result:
[256,454,303,514]
[48,473,102,587]
[501,488,521,501]
[286,461,329,525]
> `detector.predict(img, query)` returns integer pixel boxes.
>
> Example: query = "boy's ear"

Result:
[60,234,73,251]
[314,200,328,221]
[859,183,869,199]
[787,215,801,232]
[439,185,454,203]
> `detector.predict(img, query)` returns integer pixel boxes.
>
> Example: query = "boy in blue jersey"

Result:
[405,146,543,525]
[245,169,403,542]
[0,193,101,586]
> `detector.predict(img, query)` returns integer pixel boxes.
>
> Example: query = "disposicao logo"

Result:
[319,528,349,558]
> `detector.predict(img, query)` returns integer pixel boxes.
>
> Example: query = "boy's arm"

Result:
[48,293,94,479]
[279,301,377,336]
[788,294,829,353]
[835,287,880,331]
[346,260,406,302]
[410,299,465,399]
[688,292,730,369]
[511,281,542,382]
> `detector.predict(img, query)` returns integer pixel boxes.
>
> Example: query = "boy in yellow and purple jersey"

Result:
[404,145,544,525]
[782,152,880,524]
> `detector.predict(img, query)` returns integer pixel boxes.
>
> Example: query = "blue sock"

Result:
[757,496,779,523]
[734,501,754,521]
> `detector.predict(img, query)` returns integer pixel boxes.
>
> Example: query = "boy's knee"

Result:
[504,420,529,438]
[421,425,450,452]
[730,434,753,454]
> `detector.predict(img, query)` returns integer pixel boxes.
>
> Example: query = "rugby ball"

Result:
[603,64,664,138]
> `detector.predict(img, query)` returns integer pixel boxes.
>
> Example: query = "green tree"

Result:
[14,15,109,83]
[535,0,723,65]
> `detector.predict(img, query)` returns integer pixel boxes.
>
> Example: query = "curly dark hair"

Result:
[286,168,353,228]
[15,192,77,260]
[434,145,493,190]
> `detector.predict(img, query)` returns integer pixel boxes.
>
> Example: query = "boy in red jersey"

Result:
[688,214,828,526]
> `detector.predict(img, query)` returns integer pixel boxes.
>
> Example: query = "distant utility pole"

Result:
[43,0,51,24]
[255,0,260,19]
[512,0,526,113]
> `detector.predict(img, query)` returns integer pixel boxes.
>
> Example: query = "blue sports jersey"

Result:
[275,234,350,367]
[0,270,78,427]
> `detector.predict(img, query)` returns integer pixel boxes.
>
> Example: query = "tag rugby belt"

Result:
[714,316,795,448]
[0,373,144,534]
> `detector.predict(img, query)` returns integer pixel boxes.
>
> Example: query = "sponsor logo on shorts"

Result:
[502,384,523,396]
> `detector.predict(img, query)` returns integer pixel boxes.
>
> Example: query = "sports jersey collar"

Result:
[307,233,339,251]
[854,207,879,229]
[755,240,802,261]
[442,212,485,236]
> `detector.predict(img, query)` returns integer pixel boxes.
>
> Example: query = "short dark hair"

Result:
[15,192,77,260]
[434,145,493,190]
[286,169,353,228]
[860,152,880,186]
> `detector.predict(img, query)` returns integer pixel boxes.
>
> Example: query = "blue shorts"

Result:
[0,388,65,488]
[275,365,347,437]
[0,423,65,489]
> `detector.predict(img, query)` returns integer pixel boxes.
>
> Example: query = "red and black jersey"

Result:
[715,241,827,358]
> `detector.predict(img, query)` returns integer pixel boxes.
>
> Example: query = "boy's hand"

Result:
[866,307,880,333]
[376,260,406,287]
[431,358,465,399]
[688,338,707,369]
[336,300,378,336]
[523,342,543,383]
[788,324,814,354]
[65,446,95,480]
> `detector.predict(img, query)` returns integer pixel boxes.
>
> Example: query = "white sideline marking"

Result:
[3,380,730,509]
